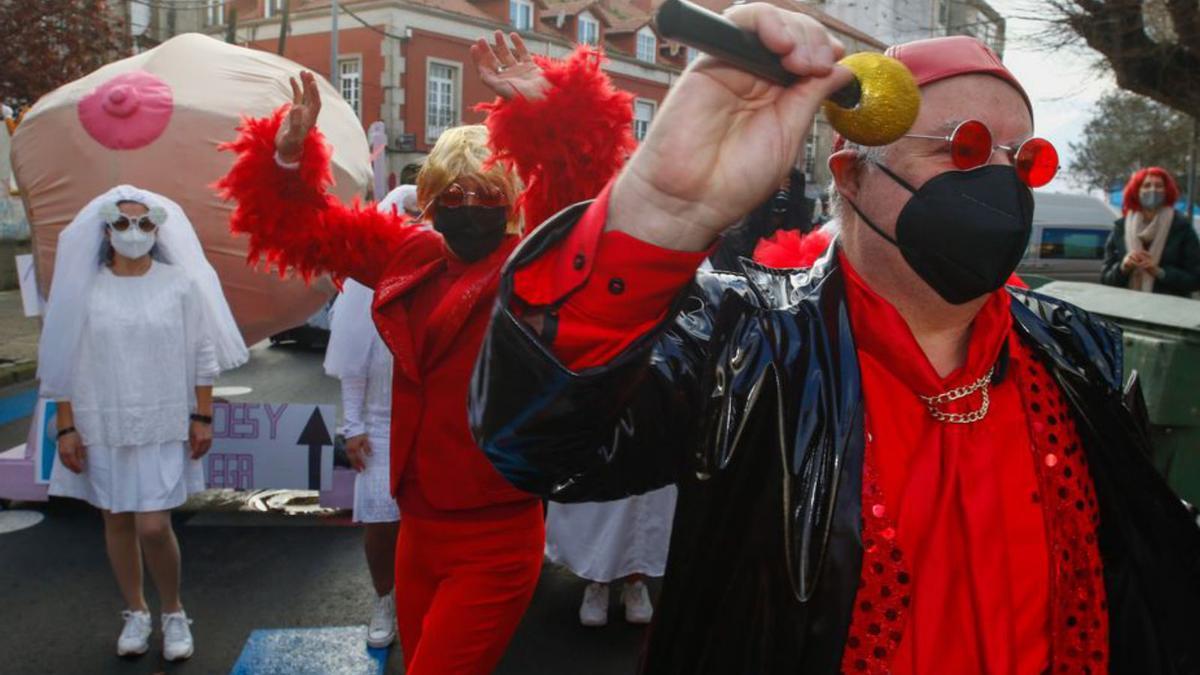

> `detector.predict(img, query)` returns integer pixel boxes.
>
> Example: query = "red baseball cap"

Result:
[832,36,1032,151]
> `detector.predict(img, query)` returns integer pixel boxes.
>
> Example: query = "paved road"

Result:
[0,342,655,674]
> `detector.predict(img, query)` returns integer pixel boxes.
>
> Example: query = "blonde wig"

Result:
[416,125,523,233]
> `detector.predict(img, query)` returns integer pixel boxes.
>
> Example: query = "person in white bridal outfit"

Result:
[322,187,413,649]
[41,184,247,662]
[545,486,677,627]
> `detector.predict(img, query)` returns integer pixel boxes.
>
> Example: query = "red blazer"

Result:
[217,48,635,512]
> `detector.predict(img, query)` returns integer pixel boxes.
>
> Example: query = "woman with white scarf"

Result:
[1102,167,1200,296]
[321,185,415,650]
[40,185,247,661]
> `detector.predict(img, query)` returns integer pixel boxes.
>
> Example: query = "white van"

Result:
[1018,192,1118,283]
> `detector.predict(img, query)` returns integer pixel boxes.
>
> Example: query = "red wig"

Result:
[1122,167,1179,214]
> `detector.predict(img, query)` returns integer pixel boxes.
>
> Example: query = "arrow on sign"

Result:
[297,408,332,490]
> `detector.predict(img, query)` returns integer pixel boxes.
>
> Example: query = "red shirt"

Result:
[841,255,1050,674]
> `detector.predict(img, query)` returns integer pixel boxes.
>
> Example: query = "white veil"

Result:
[377,184,417,218]
[323,278,378,379]
[323,192,408,379]
[38,184,249,398]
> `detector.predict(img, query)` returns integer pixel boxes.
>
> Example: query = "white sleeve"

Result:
[340,377,368,438]
[185,278,220,381]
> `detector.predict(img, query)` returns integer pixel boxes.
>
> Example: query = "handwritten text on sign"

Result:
[206,402,335,492]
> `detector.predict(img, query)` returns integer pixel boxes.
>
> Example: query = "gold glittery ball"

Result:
[823,52,920,147]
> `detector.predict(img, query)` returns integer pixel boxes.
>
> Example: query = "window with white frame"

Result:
[205,0,225,26]
[339,58,361,118]
[427,61,460,143]
[264,0,284,19]
[510,0,533,31]
[578,11,599,46]
[633,99,655,141]
[636,27,656,63]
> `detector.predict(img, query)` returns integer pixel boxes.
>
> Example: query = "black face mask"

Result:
[433,206,509,263]
[847,163,1034,305]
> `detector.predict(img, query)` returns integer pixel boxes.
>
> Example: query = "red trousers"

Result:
[394,503,544,675]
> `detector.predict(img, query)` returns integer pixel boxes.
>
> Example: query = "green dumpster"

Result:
[1038,281,1200,506]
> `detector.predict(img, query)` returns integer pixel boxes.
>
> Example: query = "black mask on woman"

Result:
[846,163,1034,305]
[433,206,509,263]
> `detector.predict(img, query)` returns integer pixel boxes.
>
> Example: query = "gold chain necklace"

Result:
[918,366,995,424]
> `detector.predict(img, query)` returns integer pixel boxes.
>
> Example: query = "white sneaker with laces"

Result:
[161,609,194,661]
[367,593,397,648]
[116,610,152,656]
[622,580,654,624]
[579,582,609,627]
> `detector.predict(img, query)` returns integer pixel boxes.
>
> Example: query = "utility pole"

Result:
[330,0,340,92]
[1188,116,1198,222]
[278,0,291,55]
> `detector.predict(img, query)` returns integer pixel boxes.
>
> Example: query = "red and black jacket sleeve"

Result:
[470,187,749,502]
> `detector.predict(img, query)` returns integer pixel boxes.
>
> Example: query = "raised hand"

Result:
[608,3,853,251]
[470,30,550,101]
[276,70,322,164]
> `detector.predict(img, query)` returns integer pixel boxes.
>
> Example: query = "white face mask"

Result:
[108,225,156,259]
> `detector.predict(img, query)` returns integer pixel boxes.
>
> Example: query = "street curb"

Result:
[0,360,36,387]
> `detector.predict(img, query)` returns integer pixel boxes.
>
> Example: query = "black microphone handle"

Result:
[656,0,861,109]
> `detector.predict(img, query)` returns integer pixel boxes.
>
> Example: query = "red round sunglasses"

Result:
[905,119,1059,188]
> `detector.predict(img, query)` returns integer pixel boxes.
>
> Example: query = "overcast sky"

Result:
[986,0,1117,193]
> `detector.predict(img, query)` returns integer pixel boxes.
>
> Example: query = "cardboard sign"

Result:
[34,400,336,491]
[32,399,59,485]
[16,254,40,317]
[206,402,336,491]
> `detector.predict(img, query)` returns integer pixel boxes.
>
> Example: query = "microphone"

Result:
[655,0,920,146]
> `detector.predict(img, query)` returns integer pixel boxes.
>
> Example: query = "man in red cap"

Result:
[470,5,1200,673]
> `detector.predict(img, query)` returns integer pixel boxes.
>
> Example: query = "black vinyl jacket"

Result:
[470,202,1200,674]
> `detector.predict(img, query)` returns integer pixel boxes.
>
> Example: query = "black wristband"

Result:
[190,413,213,425]
[56,426,77,440]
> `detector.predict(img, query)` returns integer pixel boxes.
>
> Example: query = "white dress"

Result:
[48,262,216,513]
[340,333,400,524]
[545,486,678,583]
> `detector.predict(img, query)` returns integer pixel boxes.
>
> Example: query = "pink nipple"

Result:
[78,71,174,150]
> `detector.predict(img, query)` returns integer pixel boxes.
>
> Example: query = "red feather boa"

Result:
[753,228,834,268]
[215,47,634,286]
[478,47,636,232]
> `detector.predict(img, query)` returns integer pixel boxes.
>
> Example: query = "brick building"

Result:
[127,0,888,198]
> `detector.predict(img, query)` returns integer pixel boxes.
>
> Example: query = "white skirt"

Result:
[545,485,678,583]
[48,440,205,514]
[352,426,400,524]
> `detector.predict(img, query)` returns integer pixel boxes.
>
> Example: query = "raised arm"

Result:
[472,32,637,232]
[471,6,850,500]
[216,73,434,288]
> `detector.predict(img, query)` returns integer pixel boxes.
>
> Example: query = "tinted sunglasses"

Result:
[107,215,158,233]
[904,119,1059,188]
[437,183,507,209]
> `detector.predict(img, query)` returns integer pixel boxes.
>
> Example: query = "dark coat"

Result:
[471,202,1200,674]
[1101,211,1200,297]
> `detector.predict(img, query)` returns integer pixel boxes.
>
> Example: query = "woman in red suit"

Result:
[217,33,634,674]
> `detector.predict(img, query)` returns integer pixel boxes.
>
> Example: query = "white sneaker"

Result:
[161,610,194,661]
[116,610,152,656]
[622,580,653,624]
[367,593,397,648]
[579,582,609,627]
